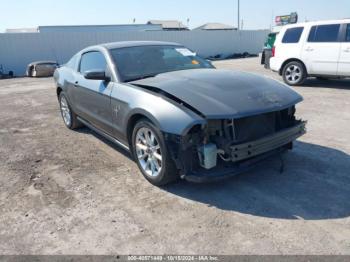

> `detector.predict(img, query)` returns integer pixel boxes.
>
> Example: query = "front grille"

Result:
[230,112,276,143]
[225,108,296,144]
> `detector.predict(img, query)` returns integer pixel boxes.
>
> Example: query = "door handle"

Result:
[305,47,314,52]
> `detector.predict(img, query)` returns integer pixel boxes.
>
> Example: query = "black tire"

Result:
[282,61,307,86]
[59,92,83,130]
[261,51,265,65]
[131,119,179,186]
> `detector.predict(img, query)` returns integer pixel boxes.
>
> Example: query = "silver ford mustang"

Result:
[54,41,306,186]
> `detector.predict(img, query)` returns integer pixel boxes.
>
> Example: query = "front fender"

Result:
[113,83,206,136]
[125,106,205,136]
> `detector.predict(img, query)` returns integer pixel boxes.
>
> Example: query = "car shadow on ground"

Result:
[76,126,350,220]
[302,78,350,90]
[163,141,350,220]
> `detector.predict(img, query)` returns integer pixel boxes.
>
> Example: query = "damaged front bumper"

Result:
[165,121,306,183]
[185,147,288,182]
[229,121,306,162]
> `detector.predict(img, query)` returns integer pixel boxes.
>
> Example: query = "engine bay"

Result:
[175,106,306,173]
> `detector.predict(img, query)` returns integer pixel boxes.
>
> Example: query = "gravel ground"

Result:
[0,57,350,255]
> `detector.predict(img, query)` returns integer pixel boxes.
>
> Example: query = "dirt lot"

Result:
[0,57,350,255]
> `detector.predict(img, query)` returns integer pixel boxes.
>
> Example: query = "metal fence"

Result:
[0,30,269,75]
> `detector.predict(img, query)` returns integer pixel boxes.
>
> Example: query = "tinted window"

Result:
[308,24,340,42]
[346,24,350,42]
[79,52,107,73]
[110,45,214,82]
[282,27,304,43]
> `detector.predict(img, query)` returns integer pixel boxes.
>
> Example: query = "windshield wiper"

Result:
[125,74,158,82]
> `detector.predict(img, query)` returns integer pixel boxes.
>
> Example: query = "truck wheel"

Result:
[282,61,306,86]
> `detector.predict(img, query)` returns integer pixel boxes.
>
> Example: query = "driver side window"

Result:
[79,51,107,74]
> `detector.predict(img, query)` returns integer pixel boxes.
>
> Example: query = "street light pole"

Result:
[237,0,240,30]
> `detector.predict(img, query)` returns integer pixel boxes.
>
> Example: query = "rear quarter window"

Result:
[308,24,340,42]
[282,27,304,43]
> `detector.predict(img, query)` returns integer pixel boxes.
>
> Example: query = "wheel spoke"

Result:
[150,160,156,174]
[137,133,146,144]
[145,131,152,145]
[150,132,156,146]
[153,152,162,161]
[136,143,147,151]
[153,159,161,170]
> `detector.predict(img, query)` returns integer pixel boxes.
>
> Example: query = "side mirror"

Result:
[84,69,110,81]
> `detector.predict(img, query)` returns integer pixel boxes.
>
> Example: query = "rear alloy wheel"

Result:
[59,93,82,130]
[282,61,306,86]
[132,119,178,186]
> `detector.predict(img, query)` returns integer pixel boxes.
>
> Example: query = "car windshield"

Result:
[110,45,214,82]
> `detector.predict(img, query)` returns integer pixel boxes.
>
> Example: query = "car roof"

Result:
[281,18,350,29]
[101,41,183,50]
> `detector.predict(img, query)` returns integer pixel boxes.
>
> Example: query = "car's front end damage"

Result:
[131,68,307,182]
[165,106,306,182]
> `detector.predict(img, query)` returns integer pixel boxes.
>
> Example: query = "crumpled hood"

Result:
[130,69,303,119]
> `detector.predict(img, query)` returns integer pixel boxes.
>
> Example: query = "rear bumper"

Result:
[269,57,283,73]
[185,121,306,182]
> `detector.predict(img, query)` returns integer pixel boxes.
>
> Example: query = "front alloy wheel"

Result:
[135,127,162,177]
[132,119,178,186]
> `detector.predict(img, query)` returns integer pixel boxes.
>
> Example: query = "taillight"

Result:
[272,46,276,57]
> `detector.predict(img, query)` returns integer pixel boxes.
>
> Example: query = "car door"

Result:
[337,24,350,76]
[301,24,341,75]
[74,51,114,135]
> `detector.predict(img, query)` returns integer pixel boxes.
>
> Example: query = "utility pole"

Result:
[237,0,240,31]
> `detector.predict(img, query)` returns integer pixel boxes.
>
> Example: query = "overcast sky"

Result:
[0,0,349,32]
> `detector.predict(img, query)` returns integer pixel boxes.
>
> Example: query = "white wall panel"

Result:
[0,30,269,75]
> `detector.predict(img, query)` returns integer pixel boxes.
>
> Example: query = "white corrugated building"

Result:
[0,23,269,76]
